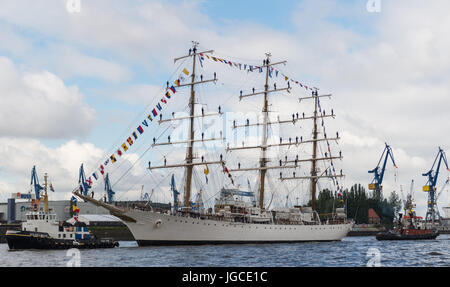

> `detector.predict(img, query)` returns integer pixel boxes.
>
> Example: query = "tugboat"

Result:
[376,181,438,240]
[375,212,439,241]
[5,167,119,250]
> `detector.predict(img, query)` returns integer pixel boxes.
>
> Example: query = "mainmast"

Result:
[310,92,319,210]
[228,53,290,210]
[148,42,223,211]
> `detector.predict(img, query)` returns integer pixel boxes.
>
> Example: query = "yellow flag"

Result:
[122,143,128,152]
[182,68,189,75]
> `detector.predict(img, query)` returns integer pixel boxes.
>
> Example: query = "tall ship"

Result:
[75,43,353,245]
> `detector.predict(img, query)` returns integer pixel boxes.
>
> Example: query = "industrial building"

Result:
[0,199,109,223]
[0,199,171,224]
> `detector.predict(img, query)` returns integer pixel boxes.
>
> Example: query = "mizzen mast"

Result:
[280,90,344,211]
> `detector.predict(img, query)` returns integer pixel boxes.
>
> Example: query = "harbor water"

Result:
[0,235,449,267]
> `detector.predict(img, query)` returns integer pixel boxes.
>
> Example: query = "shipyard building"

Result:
[0,199,170,223]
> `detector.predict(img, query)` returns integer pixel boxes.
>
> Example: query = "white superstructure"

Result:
[443,206,450,219]
[7,211,91,241]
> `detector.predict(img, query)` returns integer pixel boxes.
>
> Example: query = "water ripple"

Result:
[0,235,449,267]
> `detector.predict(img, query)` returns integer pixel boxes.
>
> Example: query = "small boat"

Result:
[376,228,439,241]
[6,211,119,250]
[376,190,439,241]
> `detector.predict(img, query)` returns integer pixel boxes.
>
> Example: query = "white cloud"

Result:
[0,0,450,216]
[109,84,164,104]
[0,56,96,138]
[45,45,132,82]
[0,137,103,200]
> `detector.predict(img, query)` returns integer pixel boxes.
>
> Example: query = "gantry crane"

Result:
[368,143,398,198]
[31,165,44,200]
[422,147,450,224]
[78,163,91,196]
[104,173,115,204]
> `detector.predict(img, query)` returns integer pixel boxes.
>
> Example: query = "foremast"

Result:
[149,42,223,210]
[259,53,271,211]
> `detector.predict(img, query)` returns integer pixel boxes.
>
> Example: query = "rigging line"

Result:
[210,52,317,93]
[272,65,319,89]
[208,49,267,65]
[113,171,148,202]
[107,108,176,179]
[111,124,173,189]
[86,57,188,179]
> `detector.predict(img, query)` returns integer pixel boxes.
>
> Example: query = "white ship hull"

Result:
[122,209,353,245]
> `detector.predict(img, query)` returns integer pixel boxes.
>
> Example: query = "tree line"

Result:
[312,183,402,227]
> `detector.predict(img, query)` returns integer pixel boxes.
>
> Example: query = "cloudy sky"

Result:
[0,0,449,217]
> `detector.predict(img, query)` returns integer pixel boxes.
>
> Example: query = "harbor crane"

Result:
[31,165,44,200]
[422,147,450,224]
[368,143,398,198]
[78,163,91,197]
[104,173,115,204]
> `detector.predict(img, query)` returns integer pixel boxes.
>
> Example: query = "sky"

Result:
[0,0,449,217]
